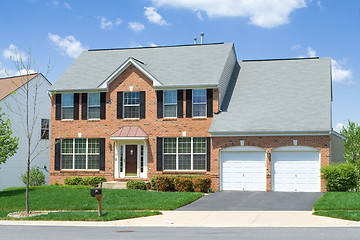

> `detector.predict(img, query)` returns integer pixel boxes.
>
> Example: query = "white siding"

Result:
[0,75,51,190]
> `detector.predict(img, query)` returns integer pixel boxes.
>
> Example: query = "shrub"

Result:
[21,166,46,186]
[193,176,212,193]
[126,180,147,190]
[64,176,83,185]
[154,175,173,191]
[150,175,157,190]
[82,176,107,187]
[321,163,359,191]
[174,177,193,192]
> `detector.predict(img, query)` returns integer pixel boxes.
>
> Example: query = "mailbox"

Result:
[90,188,102,197]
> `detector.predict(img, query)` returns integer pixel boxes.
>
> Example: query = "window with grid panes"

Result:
[88,93,100,119]
[62,94,74,119]
[163,137,206,170]
[164,91,177,118]
[40,119,49,139]
[193,89,206,117]
[123,92,140,119]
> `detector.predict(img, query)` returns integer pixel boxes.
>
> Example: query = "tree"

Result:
[4,47,52,214]
[0,107,19,165]
[340,120,360,165]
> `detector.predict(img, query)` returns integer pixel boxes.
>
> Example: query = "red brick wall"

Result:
[50,64,218,184]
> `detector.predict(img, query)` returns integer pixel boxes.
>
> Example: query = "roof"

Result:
[210,57,332,134]
[0,73,39,100]
[110,126,148,138]
[50,43,234,91]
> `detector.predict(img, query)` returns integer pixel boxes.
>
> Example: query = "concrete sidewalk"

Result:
[1,211,360,227]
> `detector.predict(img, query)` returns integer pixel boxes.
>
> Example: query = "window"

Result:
[62,94,74,120]
[61,138,100,170]
[163,137,206,171]
[124,92,140,119]
[193,89,206,117]
[88,93,100,119]
[164,91,177,118]
[40,119,49,140]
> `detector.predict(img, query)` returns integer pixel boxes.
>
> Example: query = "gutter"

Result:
[209,130,333,137]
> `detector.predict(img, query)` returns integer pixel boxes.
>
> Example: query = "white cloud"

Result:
[98,16,113,30]
[334,123,344,132]
[51,0,59,7]
[151,0,306,28]
[144,7,169,26]
[128,22,145,32]
[150,42,157,47]
[16,69,36,76]
[317,1,324,9]
[197,11,203,20]
[307,47,317,57]
[2,44,27,61]
[115,18,122,25]
[0,61,36,78]
[291,44,301,50]
[48,33,86,58]
[129,41,143,48]
[64,2,71,9]
[331,59,352,83]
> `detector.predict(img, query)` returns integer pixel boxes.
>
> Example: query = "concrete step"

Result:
[102,181,127,189]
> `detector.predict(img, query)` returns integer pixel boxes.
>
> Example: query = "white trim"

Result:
[98,58,162,89]
[210,130,331,137]
[331,130,346,140]
[154,84,218,90]
[272,146,319,152]
[221,146,266,152]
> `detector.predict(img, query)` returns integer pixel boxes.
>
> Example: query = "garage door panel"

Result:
[221,151,266,191]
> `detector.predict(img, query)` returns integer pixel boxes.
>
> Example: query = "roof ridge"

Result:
[88,42,225,52]
[242,57,320,62]
[0,72,38,80]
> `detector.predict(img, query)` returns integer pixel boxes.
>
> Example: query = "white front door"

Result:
[272,151,320,192]
[221,151,266,191]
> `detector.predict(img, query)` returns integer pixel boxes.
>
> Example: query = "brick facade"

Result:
[50,64,330,192]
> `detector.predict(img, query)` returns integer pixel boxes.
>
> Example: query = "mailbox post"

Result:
[90,184,103,216]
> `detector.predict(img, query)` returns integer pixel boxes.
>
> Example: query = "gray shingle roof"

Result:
[210,57,332,134]
[50,43,234,91]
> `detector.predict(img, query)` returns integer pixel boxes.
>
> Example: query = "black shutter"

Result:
[206,89,213,118]
[74,93,79,120]
[100,92,106,120]
[140,91,146,119]
[117,92,123,119]
[206,137,211,171]
[99,138,105,170]
[55,138,61,170]
[177,89,183,118]
[81,93,88,120]
[186,89,192,118]
[156,90,163,118]
[156,137,163,171]
[55,94,61,120]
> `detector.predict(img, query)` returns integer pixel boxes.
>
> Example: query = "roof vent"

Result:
[200,32,204,44]
[193,37,197,45]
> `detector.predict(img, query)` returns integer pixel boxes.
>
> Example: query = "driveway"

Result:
[177,191,323,211]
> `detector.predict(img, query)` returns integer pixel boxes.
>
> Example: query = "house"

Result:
[48,43,344,192]
[0,73,52,190]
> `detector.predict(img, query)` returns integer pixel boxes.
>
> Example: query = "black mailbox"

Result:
[90,188,102,196]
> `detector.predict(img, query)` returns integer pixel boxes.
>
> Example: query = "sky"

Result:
[0,0,359,132]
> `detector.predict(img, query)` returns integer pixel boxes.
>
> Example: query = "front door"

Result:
[126,145,137,176]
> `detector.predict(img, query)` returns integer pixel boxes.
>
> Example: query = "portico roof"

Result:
[110,126,148,139]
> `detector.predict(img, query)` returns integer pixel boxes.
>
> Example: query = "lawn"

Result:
[0,185,203,221]
[313,192,360,221]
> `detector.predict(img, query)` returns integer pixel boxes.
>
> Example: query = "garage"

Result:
[221,146,266,191]
[272,146,320,192]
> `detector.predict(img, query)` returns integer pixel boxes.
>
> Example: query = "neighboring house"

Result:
[48,43,344,192]
[0,73,51,190]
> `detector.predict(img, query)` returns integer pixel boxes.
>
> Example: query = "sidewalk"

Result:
[1,211,360,227]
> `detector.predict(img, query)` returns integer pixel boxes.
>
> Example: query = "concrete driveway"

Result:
[177,191,323,211]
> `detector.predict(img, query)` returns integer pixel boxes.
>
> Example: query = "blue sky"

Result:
[0,0,359,131]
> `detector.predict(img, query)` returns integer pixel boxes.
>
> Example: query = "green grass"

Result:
[313,192,360,221]
[0,210,160,221]
[313,192,360,211]
[0,185,203,211]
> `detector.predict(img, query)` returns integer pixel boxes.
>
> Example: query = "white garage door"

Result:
[221,151,266,191]
[272,149,320,192]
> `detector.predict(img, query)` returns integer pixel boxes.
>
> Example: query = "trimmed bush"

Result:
[64,176,83,186]
[21,166,46,186]
[154,175,173,191]
[321,163,359,191]
[193,176,212,193]
[151,174,203,191]
[174,177,193,192]
[126,180,147,190]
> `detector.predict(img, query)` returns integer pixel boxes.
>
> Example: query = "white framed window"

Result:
[164,90,177,118]
[61,138,100,170]
[88,93,100,119]
[62,94,74,120]
[40,119,50,140]
[192,89,206,117]
[163,137,206,171]
[124,92,140,119]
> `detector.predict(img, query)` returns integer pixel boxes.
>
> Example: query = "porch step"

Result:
[102,181,127,189]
